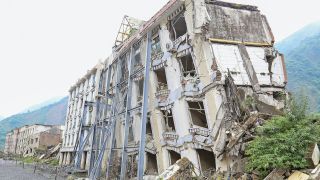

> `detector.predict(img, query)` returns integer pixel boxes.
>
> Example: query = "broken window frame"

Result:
[168,10,187,40]
[133,43,142,67]
[137,78,144,100]
[146,117,153,138]
[168,150,181,165]
[187,101,208,128]
[128,117,134,142]
[178,53,197,78]
[161,110,176,132]
[120,54,129,83]
[145,152,158,175]
[151,34,162,59]
[155,68,168,96]
[196,149,216,176]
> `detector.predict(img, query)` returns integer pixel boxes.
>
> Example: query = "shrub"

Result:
[245,94,320,177]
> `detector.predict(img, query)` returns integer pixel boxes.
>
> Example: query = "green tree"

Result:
[245,94,320,177]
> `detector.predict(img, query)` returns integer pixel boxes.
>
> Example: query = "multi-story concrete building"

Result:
[4,124,62,156]
[4,128,19,154]
[59,62,104,169]
[60,0,287,178]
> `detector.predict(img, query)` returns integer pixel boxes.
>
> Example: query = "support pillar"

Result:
[181,148,200,175]
[59,152,64,165]
[63,153,67,165]
[66,152,71,165]
[80,152,86,170]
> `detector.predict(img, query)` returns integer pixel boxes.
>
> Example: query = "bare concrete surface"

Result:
[0,159,65,180]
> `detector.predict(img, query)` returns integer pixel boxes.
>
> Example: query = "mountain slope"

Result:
[0,116,4,121]
[0,97,68,149]
[276,21,320,111]
[20,96,64,113]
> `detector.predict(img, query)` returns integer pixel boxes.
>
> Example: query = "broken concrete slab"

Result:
[305,143,320,167]
[288,171,310,180]
[263,169,285,180]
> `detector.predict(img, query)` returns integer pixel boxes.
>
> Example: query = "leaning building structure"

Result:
[59,0,287,179]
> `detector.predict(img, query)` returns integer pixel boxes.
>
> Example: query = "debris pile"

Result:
[157,157,195,180]
[39,143,61,160]
[262,143,320,180]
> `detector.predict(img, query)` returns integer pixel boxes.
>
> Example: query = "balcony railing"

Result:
[189,127,211,137]
[132,63,144,81]
[181,75,202,97]
[155,83,170,103]
[162,131,179,142]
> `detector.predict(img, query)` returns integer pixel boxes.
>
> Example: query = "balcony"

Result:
[151,52,167,71]
[162,131,179,142]
[181,75,202,97]
[189,126,211,137]
[146,134,157,153]
[132,63,144,82]
[155,83,170,102]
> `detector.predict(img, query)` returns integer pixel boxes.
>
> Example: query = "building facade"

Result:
[4,124,62,156]
[60,0,287,178]
[4,128,19,154]
[59,62,104,170]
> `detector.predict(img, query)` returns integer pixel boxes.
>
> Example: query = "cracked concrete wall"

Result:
[206,3,269,43]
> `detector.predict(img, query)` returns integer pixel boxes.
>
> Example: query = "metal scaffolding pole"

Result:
[90,66,112,179]
[137,31,152,180]
[100,66,112,155]
[88,63,120,179]
[74,104,89,168]
[88,102,99,175]
[105,58,122,179]
[119,47,135,180]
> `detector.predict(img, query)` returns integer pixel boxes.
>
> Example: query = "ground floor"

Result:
[59,150,90,170]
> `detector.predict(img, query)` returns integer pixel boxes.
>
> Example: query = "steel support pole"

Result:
[88,120,97,175]
[92,66,112,179]
[89,70,105,175]
[105,59,122,179]
[137,31,152,180]
[100,67,112,150]
[74,105,88,168]
[119,47,135,180]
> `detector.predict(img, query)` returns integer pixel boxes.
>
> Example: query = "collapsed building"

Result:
[4,124,63,156]
[59,0,287,179]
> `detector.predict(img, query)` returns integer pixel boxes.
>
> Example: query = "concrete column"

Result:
[172,99,191,136]
[62,152,65,165]
[181,148,200,175]
[80,151,86,170]
[66,152,71,165]
[86,151,91,170]
[59,152,64,165]
[161,148,171,170]
[151,109,166,172]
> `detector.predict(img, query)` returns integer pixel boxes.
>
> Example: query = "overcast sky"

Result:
[0,0,319,117]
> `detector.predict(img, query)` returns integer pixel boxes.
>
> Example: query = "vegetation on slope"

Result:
[276,21,320,111]
[0,97,68,149]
